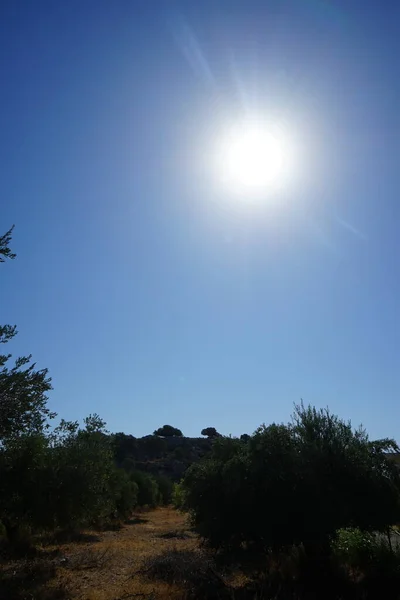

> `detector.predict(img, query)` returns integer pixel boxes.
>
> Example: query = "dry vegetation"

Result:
[0,507,232,600]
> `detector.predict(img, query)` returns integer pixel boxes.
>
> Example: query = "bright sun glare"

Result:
[217,120,293,197]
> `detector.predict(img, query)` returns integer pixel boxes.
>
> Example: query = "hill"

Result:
[112,433,214,481]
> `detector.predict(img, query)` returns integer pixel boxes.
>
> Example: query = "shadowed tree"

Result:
[154,424,183,437]
[201,427,221,439]
[183,403,400,554]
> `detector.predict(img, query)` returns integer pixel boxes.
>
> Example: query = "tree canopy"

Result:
[154,424,183,437]
[201,427,221,438]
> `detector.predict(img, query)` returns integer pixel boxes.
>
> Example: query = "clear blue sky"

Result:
[1,0,399,440]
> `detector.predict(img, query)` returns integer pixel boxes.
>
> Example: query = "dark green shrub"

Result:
[112,433,138,465]
[333,528,378,570]
[182,404,400,554]
[0,415,132,538]
[154,475,173,505]
[110,468,139,519]
[172,482,186,510]
[46,415,116,529]
[333,527,400,573]
[137,435,167,459]
[131,471,161,507]
[154,425,183,437]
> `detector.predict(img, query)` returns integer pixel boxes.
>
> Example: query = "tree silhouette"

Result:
[154,424,183,437]
[201,427,220,438]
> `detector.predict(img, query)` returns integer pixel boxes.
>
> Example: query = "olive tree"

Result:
[182,403,400,554]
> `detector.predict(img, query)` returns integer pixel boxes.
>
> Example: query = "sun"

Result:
[217,120,292,197]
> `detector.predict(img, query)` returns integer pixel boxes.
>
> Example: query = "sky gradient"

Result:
[1,0,400,439]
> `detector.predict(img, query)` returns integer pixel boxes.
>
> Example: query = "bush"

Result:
[182,404,400,554]
[172,482,186,510]
[332,527,400,599]
[137,435,167,459]
[333,527,400,573]
[154,474,173,505]
[333,528,378,570]
[0,415,140,539]
[44,415,117,529]
[110,468,139,519]
[131,471,161,507]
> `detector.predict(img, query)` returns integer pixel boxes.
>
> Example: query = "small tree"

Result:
[154,474,173,505]
[172,482,186,510]
[0,229,139,536]
[131,471,161,507]
[110,468,139,519]
[154,424,183,437]
[46,414,117,529]
[201,427,220,438]
[0,414,139,535]
[0,432,50,540]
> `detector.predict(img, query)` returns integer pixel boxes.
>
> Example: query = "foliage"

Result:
[182,403,400,553]
[131,470,161,507]
[333,528,379,570]
[154,474,173,505]
[113,433,167,463]
[0,432,50,540]
[290,403,400,546]
[172,482,186,510]
[0,414,141,537]
[112,432,138,464]
[46,415,118,529]
[201,427,220,438]
[0,227,152,544]
[111,430,214,484]
[138,434,167,458]
[0,227,54,541]
[154,424,183,437]
[332,527,400,591]
[110,468,139,519]
[0,355,54,441]
[0,226,16,262]
[173,445,187,460]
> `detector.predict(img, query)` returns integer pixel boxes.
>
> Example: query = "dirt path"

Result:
[1,508,198,600]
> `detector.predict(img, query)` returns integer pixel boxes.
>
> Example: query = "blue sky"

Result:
[1,0,399,439]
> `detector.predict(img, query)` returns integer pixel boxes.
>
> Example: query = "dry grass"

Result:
[3,509,390,599]
[54,507,199,599]
[0,508,202,600]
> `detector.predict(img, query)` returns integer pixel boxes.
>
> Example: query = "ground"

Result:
[0,507,223,600]
[2,509,398,599]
